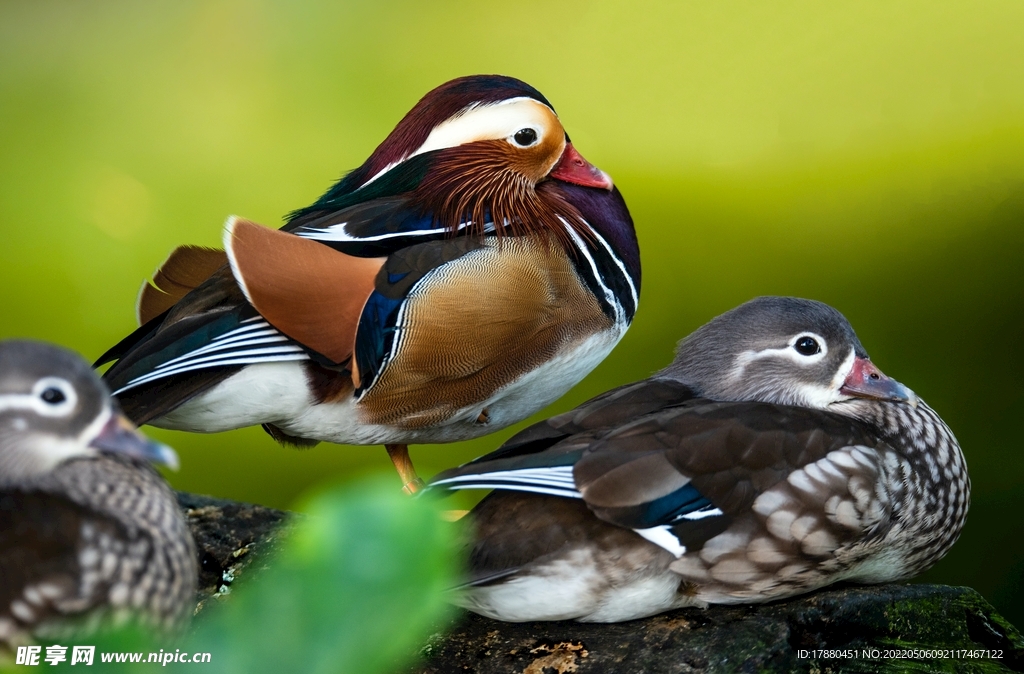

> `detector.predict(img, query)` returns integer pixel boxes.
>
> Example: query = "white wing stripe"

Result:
[432,466,577,488]
[435,475,577,490]
[113,350,308,395]
[146,345,305,373]
[122,347,307,387]
[298,219,496,243]
[633,527,687,557]
[301,224,448,243]
[128,352,306,384]
[205,330,288,350]
[675,506,724,522]
[151,336,293,370]
[156,329,285,367]
[113,316,312,395]
[210,320,273,340]
[435,483,582,499]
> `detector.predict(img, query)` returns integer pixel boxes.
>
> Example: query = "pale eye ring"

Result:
[31,377,77,417]
[512,128,539,147]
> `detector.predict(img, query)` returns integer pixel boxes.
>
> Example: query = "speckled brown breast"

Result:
[0,456,197,646]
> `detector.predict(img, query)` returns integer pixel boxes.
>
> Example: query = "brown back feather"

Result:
[225,218,385,366]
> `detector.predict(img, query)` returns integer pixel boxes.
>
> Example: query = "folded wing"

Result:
[431,400,894,562]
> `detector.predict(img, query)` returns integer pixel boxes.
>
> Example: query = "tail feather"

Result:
[137,245,228,326]
[94,311,168,368]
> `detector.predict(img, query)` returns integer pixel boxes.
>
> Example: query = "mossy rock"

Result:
[412,584,1023,674]
[174,492,1022,674]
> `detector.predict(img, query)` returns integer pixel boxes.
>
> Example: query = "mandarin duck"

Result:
[430,297,968,622]
[0,341,196,647]
[96,75,639,493]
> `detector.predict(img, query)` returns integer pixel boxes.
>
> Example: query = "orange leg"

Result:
[386,443,425,495]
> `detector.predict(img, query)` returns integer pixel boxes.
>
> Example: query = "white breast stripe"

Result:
[561,218,625,324]
[585,221,639,313]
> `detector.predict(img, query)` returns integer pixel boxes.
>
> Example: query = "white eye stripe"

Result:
[732,332,829,379]
[360,98,560,188]
[411,98,554,157]
[0,393,63,416]
[0,378,79,418]
[0,394,36,412]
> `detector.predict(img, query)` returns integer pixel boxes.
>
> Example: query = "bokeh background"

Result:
[1,0,1022,624]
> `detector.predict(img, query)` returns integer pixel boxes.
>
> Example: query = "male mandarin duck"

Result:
[430,297,968,622]
[0,341,196,646]
[96,75,639,492]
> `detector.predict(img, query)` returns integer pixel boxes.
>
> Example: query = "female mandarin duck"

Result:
[430,297,968,622]
[0,341,195,645]
[97,75,639,492]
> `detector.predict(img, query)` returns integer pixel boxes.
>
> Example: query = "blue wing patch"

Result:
[353,291,403,396]
[351,237,488,396]
[634,483,716,529]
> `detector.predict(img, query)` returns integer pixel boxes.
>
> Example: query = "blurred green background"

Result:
[1,0,1022,624]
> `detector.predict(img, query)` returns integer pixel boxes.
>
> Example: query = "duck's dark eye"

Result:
[41,387,66,404]
[794,336,821,356]
[513,128,538,146]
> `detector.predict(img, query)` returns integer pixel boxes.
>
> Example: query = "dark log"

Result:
[175,491,290,614]
[177,492,1024,673]
[412,584,1024,674]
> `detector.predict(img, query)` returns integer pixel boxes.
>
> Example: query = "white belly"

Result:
[154,326,625,445]
[155,361,312,433]
[455,548,699,623]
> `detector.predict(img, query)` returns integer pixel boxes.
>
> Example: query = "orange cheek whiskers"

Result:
[413,144,594,251]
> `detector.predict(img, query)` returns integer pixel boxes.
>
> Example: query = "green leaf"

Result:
[183,476,459,674]
[54,475,460,674]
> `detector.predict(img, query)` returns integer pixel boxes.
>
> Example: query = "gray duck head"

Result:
[660,297,916,410]
[0,340,177,481]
